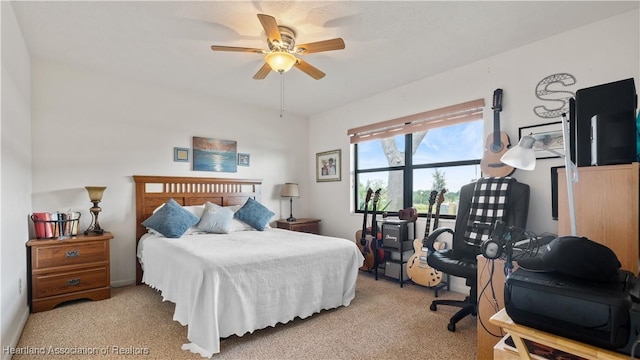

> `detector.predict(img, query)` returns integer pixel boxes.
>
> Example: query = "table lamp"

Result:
[500,113,578,236]
[84,186,106,235]
[280,183,300,222]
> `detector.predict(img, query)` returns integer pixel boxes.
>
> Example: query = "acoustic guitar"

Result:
[480,88,515,177]
[356,188,375,271]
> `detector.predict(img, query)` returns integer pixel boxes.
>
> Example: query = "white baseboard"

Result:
[2,305,30,360]
[110,279,136,288]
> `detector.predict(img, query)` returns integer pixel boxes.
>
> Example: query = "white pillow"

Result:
[229,218,255,232]
[197,202,234,234]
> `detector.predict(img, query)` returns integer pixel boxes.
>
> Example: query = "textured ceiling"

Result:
[10,1,639,118]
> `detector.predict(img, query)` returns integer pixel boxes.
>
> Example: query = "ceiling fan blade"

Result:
[295,38,345,54]
[211,45,264,53]
[257,14,282,45]
[294,58,325,80]
[253,63,272,80]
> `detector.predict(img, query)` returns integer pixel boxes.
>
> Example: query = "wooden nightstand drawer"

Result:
[33,266,109,298]
[31,240,108,270]
[276,219,321,235]
[27,232,113,312]
[289,222,319,234]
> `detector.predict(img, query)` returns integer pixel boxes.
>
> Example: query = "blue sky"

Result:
[357,120,483,192]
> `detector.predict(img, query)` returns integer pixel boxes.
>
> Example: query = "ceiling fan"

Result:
[211,14,345,80]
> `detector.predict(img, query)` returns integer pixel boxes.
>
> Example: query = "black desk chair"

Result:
[425,178,530,331]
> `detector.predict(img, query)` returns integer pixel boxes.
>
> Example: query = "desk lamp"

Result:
[501,113,577,236]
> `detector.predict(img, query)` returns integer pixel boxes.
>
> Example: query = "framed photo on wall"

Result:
[174,147,189,162]
[316,149,341,182]
[518,121,564,159]
[237,153,250,167]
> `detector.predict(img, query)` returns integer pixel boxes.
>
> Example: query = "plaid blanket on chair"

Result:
[464,177,513,247]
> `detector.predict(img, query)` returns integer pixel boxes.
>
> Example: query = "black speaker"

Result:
[574,78,637,167]
[590,111,637,166]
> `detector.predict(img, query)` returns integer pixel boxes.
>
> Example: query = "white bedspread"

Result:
[137,228,364,357]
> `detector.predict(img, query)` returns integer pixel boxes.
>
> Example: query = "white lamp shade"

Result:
[281,183,300,197]
[500,136,537,171]
[265,51,297,72]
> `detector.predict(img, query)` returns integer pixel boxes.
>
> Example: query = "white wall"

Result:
[308,10,640,293]
[1,2,32,358]
[3,4,639,348]
[29,58,311,287]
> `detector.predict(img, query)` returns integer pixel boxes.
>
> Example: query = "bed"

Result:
[133,175,364,357]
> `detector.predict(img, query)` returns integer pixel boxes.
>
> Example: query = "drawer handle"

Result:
[66,250,80,258]
[67,278,81,286]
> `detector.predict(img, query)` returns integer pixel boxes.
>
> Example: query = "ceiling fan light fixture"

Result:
[265,51,297,73]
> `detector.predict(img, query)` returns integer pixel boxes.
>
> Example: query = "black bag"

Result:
[505,268,634,350]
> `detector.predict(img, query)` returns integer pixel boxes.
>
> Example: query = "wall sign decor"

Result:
[519,121,564,159]
[237,153,250,167]
[533,73,577,119]
[316,149,341,182]
[192,136,237,172]
[174,147,189,162]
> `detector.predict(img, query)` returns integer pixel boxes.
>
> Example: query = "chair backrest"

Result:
[452,179,530,258]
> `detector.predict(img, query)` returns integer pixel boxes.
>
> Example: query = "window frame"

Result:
[353,130,482,221]
[350,99,485,220]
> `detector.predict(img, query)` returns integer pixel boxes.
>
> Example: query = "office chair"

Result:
[425,178,530,332]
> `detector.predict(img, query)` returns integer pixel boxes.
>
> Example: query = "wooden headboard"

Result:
[133,175,262,284]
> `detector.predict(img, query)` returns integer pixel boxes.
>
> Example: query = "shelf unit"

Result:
[374,220,416,287]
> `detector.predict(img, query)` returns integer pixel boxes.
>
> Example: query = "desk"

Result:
[490,309,626,360]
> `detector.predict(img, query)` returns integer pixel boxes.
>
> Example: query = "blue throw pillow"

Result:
[196,202,234,234]
[142,198,199,238]
[234,198,274,231]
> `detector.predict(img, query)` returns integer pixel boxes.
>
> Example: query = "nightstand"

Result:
[276,218,321,234]
[26,232,113,313]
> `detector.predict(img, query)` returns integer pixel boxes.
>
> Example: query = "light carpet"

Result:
[14,273,478,359]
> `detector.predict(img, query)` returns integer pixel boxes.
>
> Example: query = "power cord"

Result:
[477,257,505,338]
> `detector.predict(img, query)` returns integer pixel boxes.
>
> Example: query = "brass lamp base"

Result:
[84,203,105,235]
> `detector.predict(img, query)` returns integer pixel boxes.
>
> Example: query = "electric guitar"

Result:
[356,188,375,271]
[425,188,447,287]
[480,88,515,177]
[406,190,438,286]
[369,189,384,266]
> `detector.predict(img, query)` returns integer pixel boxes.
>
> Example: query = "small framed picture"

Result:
[316,149,341,182]
[174,147,189,162]
[518,121,564,159]
[238,153,250,167]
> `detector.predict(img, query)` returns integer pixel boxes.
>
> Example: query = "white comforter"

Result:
[137,228,364,357]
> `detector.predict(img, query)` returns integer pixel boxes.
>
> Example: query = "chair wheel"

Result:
[430,303,437,311]
[447,323,456,332]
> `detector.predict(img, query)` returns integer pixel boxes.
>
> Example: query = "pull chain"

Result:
[280,71,285,118]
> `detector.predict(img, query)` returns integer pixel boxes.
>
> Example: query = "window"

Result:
[349,99,485,219]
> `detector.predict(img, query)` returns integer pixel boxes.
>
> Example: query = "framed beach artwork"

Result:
[316,149,341,182]
[192,137,237,172]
